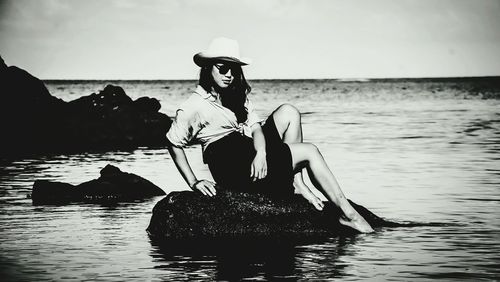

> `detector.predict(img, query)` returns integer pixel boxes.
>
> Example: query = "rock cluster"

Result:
[0,58,171,156]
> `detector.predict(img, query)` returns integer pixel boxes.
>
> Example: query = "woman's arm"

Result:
[167,144,217,197]
[250,123,267,181]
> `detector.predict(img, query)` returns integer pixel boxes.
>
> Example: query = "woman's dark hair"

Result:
[199,62,252,123]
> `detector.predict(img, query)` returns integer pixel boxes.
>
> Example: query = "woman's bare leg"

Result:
[288,142,374,233]
[271,104,324,210]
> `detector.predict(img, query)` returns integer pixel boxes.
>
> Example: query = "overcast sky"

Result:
[1,0,499,79]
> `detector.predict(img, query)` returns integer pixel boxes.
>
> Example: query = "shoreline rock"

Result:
[147,190,399,240]
[0,58,171,157]
[31,164,166,205]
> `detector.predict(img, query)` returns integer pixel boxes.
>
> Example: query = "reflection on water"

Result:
[1,79,499,280]
[149,237,360,281]
[152,240,297,280]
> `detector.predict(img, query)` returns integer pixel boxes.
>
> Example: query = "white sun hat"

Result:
[193,37,251,66]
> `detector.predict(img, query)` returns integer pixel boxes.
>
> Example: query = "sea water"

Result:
[1,78,499,281]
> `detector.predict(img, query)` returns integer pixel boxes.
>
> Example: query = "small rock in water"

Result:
[31,164,166,205]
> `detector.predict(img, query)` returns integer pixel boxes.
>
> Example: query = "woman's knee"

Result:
[289,143,321,164]
[272,104,301,135]
[305,142,320,156]
[276,103,300,121]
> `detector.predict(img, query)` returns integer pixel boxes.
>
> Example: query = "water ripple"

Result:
[1,80,499,280]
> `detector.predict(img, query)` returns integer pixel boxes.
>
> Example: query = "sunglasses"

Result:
[214,64,239,75]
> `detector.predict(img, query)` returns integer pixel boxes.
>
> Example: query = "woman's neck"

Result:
[210,87,222,104]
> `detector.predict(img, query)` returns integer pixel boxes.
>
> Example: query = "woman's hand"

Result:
[191,179,217,197]
[250,150,267,182]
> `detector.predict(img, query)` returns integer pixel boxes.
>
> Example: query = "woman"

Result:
[166,37,373,233]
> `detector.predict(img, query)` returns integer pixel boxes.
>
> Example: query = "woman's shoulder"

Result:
[179,91,207,111]
[185,92,205,103]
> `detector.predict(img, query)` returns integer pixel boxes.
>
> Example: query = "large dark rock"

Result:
[0,58,171,156]
[31,164,166,204]
[147,190,399,240]
[0,56,67,154]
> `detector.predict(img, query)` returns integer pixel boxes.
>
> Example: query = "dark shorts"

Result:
[204,115,294,197]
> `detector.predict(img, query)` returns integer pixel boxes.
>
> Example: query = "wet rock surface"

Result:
[147,190,399,240]
[31,164,166,204]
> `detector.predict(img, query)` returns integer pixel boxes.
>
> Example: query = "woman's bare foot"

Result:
[339,213,374,233]
[294,183,324,211]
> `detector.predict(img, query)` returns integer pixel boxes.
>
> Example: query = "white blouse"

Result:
[166,85,262,151]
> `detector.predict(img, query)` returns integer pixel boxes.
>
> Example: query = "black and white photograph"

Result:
[1,0,499,280]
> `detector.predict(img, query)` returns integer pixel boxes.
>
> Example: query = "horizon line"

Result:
[41,75,500,82]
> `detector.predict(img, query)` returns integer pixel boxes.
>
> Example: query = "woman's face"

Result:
[211,63,236,89]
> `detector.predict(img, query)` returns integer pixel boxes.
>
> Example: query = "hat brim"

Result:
[193,52,250,67]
